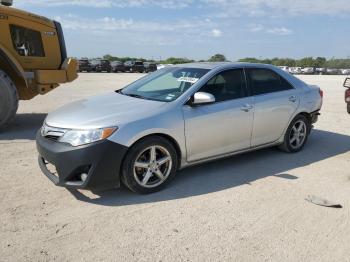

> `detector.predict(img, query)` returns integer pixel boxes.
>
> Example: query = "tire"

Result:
[121,136,178,194]
[347,103,350,114]
[278,115,311,153]
[0,70,18,129]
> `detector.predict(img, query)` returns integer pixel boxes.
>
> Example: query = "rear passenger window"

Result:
[247,68,293,95]
[10,25,45,57]
[200,69,247,102]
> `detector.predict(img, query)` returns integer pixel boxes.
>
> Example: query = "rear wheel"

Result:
[121,136,178,194]
[347,103,350,114]
[279,115,310,153]
[0,71,18,129]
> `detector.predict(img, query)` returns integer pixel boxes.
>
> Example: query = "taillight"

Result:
[345,89,350,102]
[319,89,324,98]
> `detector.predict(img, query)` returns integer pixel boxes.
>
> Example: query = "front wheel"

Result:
[121,136,178,194]
[279,115,310,153]
[0,70,18,129]
[347,103,350,114]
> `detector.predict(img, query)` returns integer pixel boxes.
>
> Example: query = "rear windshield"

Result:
[120,67,209,102]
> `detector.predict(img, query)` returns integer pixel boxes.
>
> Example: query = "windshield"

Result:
[120,67,209,102]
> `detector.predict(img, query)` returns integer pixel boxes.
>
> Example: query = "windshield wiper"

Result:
[124,93,149,100]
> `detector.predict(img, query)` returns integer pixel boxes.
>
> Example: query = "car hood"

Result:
[45,92,167,129]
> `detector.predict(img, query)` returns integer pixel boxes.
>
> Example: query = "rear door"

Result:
[246,68,299,147]
[183,68,254,162]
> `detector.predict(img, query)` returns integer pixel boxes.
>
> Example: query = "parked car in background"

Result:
[315,68,327,75]
[111,61,126,72]
[144,62,157,73]
[326,68,340,75]
[124,61,145,73]
[157,64,174,70]
[78,59,92,72]
[290,67,302,74]
[301,67,315,75]
[340,69,350,75]
[36,63,323,193]
[91,60,112,73]
[344,78,350,114]
[278,66,290,73]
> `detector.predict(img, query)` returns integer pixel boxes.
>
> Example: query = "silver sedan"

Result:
[36,63,323,193]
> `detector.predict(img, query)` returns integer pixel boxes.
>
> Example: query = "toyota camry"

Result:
[36,63,323,193]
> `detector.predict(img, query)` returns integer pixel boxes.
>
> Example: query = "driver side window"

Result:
[199,69,247,102]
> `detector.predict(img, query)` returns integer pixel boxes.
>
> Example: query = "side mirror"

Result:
[344,78,350,88]
[191,92,215,105]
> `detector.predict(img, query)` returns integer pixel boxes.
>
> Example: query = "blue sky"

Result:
[15,0,350,61]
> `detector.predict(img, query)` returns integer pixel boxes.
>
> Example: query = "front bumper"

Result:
[36,131,128,191]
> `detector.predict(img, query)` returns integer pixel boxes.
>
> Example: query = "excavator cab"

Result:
[0,0,78,128]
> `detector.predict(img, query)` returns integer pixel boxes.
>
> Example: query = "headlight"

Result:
[59,127,117,147]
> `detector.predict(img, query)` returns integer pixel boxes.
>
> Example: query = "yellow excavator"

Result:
[0,0,78,128]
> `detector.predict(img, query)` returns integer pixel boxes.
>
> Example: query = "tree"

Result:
[208,54,227,62]
[161,57,194,64]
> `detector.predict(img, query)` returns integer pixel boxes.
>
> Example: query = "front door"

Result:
[183,68,254,162]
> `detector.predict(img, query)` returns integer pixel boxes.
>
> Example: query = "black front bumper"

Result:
[36,131,128,191]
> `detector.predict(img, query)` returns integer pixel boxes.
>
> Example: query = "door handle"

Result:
[240,104,253,112]
[289,96,297,102]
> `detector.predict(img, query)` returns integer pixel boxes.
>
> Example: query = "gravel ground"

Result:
[0,73,349,262]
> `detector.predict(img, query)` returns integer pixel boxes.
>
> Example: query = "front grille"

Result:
[45,135,60,141]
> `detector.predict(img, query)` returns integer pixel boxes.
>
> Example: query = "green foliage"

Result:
[208,54,227,62]
[160,57,195,64]
[86,55,350,69]
[102,54,147,63]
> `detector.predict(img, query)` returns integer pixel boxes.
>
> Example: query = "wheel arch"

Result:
[297,112,312,126]
[0,44,29,99]
[125,133,182,170]
[278,111,312,143]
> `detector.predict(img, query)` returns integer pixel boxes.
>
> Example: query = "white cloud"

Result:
[54,14,219,48]
[248,24,293,35]
[16,0,350,15]
[266,27,293,36]
[204,0,350,16]
[211,29,222,37]
[55,15,208,32]
[16,0,193,9]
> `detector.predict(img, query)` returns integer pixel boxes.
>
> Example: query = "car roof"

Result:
[171,62,278,70]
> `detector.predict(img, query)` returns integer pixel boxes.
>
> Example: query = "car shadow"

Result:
[69,129,350,206]
[0,113,46,140]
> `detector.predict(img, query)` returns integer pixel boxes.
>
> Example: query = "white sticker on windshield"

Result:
[177,77,199,84]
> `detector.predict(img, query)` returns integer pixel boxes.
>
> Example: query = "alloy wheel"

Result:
[133,145,172,188]
[289,120,307,149]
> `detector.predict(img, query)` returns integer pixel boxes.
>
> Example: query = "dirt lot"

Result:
[1,73,349,262]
